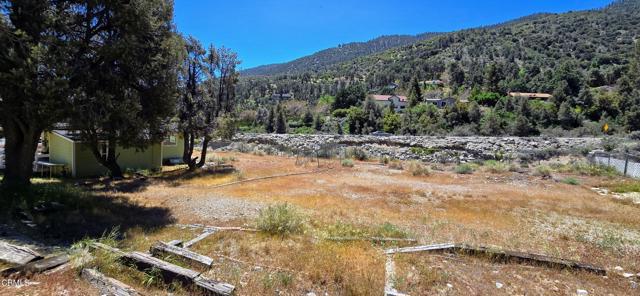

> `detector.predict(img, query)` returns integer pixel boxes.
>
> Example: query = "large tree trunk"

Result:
[1,119,41,189]
[182,132,198,170]
[88,138,123,178]
[196,136,211,168]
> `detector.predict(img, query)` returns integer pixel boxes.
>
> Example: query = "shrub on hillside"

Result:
[407,161,430,176]
[454,164,474,174]
[483,160,509,173]
[341,159,354,168]
[534,165,552,178]
[345,147,368,161]
[256,203,306,236]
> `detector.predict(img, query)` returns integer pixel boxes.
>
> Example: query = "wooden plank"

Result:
[2,254,70,276]
[0,242,43,265]
[150,241,214,268]
[167,240,183,247]
[123,251,201,285]
[194,275,235,296]
[183,230,216,249]
[81,268,139,296]
[385,243,456,255]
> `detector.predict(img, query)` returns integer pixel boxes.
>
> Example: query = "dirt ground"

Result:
[2,151,640,295]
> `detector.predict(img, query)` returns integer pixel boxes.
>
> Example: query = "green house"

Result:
[45,130,184,178]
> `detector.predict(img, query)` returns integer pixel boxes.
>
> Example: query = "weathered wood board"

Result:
[81,268,139,296]
[0,242,43,265]
[150,241,214,268]
[194,276,235,296]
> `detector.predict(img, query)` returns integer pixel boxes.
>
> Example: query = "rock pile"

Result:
[224,134,602,163]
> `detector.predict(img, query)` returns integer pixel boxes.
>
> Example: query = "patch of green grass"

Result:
[561,177,580,185]
[341,159,354,167]
[605,180,640,193]
[256,203,306,236]
[372,222,409,238]
[454,164,474,174]
[533,165,552,178]
[553,161,619,177]
[482,160,509,173]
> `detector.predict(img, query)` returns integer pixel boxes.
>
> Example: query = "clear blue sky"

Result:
[174,0,613,69]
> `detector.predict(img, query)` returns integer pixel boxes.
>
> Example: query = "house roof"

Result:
[370,95,408,102]
[508,92,553,99]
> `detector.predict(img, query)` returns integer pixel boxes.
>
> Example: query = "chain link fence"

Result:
[589,151,640,178]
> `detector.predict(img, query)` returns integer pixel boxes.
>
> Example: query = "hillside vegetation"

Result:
[236,0,640,137]
[241,33,440,76]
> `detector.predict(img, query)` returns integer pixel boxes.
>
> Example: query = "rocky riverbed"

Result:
[222,134,603,163]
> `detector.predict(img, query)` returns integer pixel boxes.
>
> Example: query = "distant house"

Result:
[421,80,445,86]
[425,97,456,108]
[508,92,553,100]
[369,95,408,112]
[44,130,184,178]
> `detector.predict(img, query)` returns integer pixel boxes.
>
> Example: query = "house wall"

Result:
[47,132,74,176]
[73,143,162,178]
[162,135,184,160]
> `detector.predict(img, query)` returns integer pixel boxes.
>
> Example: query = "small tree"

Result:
[266,106,276,133]
[303,109,314,127]
[557,101,577,129]
[275,105,287,134]
[407,77,423,107]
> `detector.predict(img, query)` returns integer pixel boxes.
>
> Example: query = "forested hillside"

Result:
[241,33,440,76]
[236,0,640,137]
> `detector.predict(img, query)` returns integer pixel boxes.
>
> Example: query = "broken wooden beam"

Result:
[0,242,43,265]
[167,240,183,247]
[123,251,200,285]
[385,243,456,255]
[183,230,216,249]
[150,241,214,268]
[194,275,236,296]
[454,244,607,275]
[384,243,606,275]
[81,268,139,296]
[1,254,70,276]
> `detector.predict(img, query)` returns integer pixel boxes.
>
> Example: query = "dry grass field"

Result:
[2,151,640,295]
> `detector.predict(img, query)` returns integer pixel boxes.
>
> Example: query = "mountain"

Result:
[241,33,441,76]
[237,0,640,103]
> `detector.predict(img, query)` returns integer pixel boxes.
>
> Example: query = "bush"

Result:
[554,161,619,177]
[379,156,390,165]
[454,164,474,174]
[534,165,552,178]
[407,161,430,176]
[345,148,368,161]
[561,177,580,185]
[256,203,306,236]
[483,160,509,173]
[388,161,404,170]
[341,159,354,167]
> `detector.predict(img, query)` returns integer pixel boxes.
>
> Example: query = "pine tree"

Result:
[275,106,287,134]
[408,77,423,107]
[303,109,314,127]
[313,114,323,131]
[557,101,577,129]
[266,106,276,133]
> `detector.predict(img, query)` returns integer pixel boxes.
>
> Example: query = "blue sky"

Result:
[173,0,613,69]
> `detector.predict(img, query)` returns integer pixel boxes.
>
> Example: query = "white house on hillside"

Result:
[369,95,408,112]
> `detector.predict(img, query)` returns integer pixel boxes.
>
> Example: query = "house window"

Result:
[163,135,177,146]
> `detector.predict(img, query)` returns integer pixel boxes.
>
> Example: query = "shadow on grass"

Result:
[79,176,153,193]
[156,166,237,187]
[0,180,175,245]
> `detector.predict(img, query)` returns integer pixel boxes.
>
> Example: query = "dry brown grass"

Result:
[13,152,640,295]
